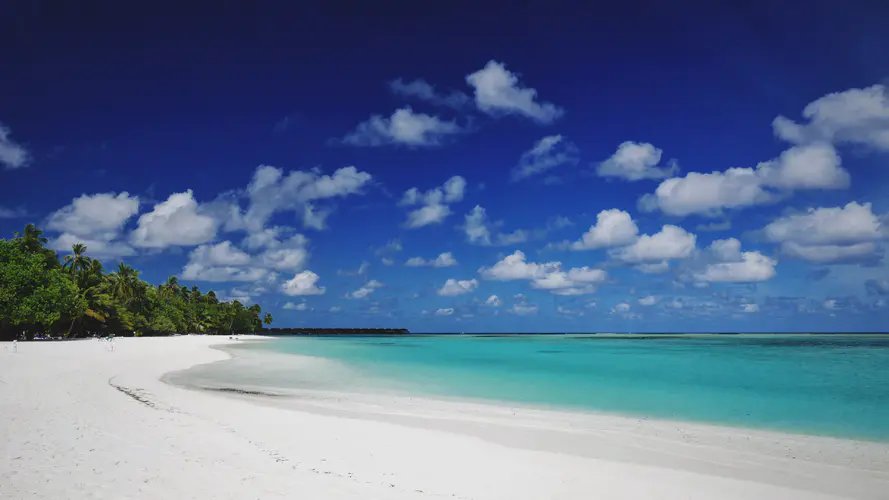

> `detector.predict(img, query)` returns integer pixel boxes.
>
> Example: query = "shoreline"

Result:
[3,336,889,499]
[178,336,889,444]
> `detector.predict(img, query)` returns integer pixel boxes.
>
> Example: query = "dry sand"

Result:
[2,335,888,500]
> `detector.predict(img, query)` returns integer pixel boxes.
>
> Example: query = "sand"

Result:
[2,336,888,500]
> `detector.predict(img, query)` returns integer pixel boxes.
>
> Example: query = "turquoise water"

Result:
[236,334,889,441]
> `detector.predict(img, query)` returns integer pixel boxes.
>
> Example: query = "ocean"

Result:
[180,334,889,442]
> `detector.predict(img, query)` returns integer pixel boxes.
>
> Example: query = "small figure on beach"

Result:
[12,340,17,353]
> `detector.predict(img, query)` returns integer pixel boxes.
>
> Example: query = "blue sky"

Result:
[2,2,889,332]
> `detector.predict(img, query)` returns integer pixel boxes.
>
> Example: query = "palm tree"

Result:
[263,313,273,326]
[159,276,180,299]
[13,223,48,253]
[63,243,91,286]
[103,262,144,308]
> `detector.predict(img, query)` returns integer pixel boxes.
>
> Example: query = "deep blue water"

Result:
[237,334,889,441]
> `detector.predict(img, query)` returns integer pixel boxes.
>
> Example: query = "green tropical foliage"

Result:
[0,225,272,340]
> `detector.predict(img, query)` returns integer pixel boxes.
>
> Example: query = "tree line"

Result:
[0,224,273,341]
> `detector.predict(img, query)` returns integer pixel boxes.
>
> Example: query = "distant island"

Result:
[261,327,409,335]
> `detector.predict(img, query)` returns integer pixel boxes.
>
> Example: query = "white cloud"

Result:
[531,267,607,295]
[388,78,470,109]
[568,209,639,250]
[694,238,777,283]
[742,303,760,313]
[50,233,136,258]
[612,302,631,313]
[281,270,326,296]
[638,296,658,306]
[610,225,696,263]
[596,141,677,181]
[479,250,559,280]
[375,239,403,255]
[405,204,451,229]
[762,202,885,264]
[130,190,217,249]
[823,299,838,310]
[0,122,29,169]
[635,261,671,274]
[341,107,462,147]
[438,278,478,296]
[283,302,309,311]
[639,144,848,217]
[46,192,140,236]
[181,234,309,282]
[639,168,771,217]
[511,304,538,315]
[485,295,502,307]
[45,192,140,257]
[462,205,529,246]
[381,257,395,266]
[772,84,889,151]
[401,176,465,228]
[465,60,564,124]
[349,280,383,299]
[480,250,607,296]
[405,252,458,267]
[511,135,578,181]
[435,308,455,316]
[242,165,372,232]
[755,143,848,190]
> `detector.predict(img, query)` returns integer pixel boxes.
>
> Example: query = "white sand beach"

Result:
[2,336,888,500]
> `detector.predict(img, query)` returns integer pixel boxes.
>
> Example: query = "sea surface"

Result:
[185,334,889,441]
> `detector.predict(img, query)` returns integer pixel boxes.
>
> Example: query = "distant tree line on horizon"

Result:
[0,224,273,341]
[263,327,410,335]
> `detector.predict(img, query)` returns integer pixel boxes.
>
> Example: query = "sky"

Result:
[2,1,889,332]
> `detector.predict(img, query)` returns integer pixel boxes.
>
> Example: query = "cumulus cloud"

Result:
[349,280,384,299]
[0,122,30,169]
[530,266,607,295]
[638,296,658,306]
[567,209,639,250]
[341,107,462,147]
[281,270,326,296]
[435,308,455,316]
[694,238,777,283]
[241,165,372,232]
[405,252,458,267]
[485,295,502,307]
[465,60,564,124]
[742,303,760,313]
[46,192,140,257]
[283,302,309,311]
[639,144,848,217]
[609,225,696,263]
[511,135,579,181]
[388,78,470,109]
[612,302,631,313]
[479,250,559,281]
[596,141,677,181]
[511,304,538,315]
[438,278,478,296]
[401,176,466,228]
[130,190,218,248]
[479,250,607,296]
[762,202,885,264]
[181,234,309,282]
[772,84,889,151]
[462,205,529,246]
